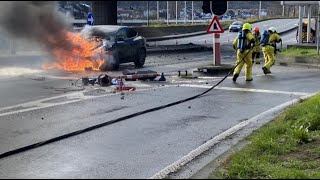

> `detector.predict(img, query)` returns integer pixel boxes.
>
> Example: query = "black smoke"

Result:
[0,1,78,54]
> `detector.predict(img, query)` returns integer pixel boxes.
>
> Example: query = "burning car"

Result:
[81,25,147,71]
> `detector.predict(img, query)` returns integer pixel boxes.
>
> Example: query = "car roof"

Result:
[81,25,128,38]
[89,25,127,33]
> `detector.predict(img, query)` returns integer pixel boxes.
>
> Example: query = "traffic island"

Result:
[195,64,234,76]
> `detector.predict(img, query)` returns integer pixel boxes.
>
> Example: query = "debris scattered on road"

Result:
[188,106,191,109]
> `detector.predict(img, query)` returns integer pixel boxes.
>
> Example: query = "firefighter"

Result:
[232,22,255,82]
[261,27,282,74]
[252,26,261,64]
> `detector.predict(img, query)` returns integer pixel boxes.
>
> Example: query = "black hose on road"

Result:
[0,48,253,160]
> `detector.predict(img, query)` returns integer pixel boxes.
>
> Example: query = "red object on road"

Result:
[116,86,136,91]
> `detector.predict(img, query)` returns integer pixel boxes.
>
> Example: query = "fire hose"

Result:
[0,48,253,159]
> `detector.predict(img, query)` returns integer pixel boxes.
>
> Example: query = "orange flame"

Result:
[42,32,106,71]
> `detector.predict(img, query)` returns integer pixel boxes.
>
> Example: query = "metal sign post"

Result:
[212,33,221,65]
[316,14,320,55]
[207,16,224,66]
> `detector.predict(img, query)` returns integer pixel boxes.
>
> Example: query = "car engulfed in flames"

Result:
[41,31,113,72]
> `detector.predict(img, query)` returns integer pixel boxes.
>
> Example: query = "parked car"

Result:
[81,25,147,71]
[228,21,243,32]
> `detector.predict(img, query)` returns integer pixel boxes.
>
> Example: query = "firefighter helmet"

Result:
[268,27,276,33]
[242,23,252,31]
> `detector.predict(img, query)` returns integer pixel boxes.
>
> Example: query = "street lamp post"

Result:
[184,1,187,23]
[157,1,159,21]
[167,1,169,25]
[176,1,178,24]
[192,1,194,24]
[147,1,149,26]
[259,1,261,19]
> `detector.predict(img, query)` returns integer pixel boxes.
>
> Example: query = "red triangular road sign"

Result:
[207,16,224,33]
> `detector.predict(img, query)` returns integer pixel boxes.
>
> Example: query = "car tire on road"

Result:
[134,48,146,68]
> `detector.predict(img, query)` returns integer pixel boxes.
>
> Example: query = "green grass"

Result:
[280,48,320,58]
[210,93,320,179]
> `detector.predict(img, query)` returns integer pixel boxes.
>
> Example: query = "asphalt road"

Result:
[1,64,320,178]
[0,18,316,178]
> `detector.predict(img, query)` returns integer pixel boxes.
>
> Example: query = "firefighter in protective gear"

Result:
[232,23,255,82]
[261,27,282,74]
[252,27,261,64]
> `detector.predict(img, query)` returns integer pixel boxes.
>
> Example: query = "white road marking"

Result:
[177,84,312,96]
[0,67,44,77]
[149,93,317,179]
[0,86,157,118]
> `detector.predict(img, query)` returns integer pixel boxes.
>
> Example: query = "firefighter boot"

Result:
[262,67,268,75]
[232,73,239,82]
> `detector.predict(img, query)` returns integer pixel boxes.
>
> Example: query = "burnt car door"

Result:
[114,28,131,62]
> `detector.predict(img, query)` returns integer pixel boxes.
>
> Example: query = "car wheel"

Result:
[134,48,146,68]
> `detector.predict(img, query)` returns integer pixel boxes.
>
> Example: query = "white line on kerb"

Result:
[178,84,312,96]
[149,93,317,179]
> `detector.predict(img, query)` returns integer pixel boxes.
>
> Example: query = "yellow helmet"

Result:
[242,23,251,31]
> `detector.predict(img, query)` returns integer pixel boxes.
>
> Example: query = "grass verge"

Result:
[279,48,320,59]
[210,93,320,179]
